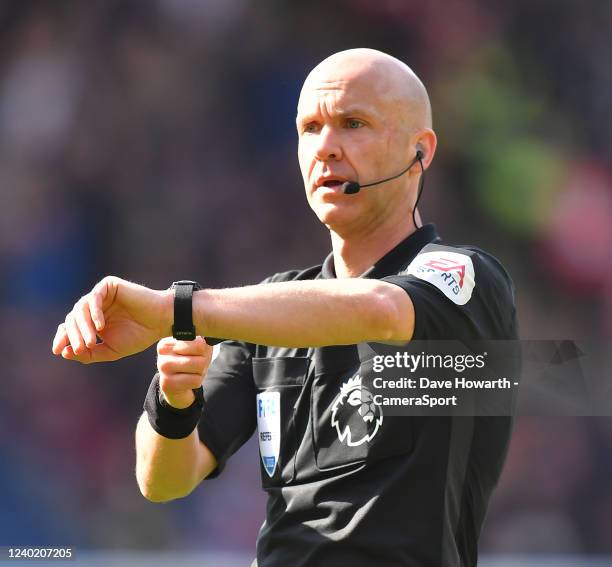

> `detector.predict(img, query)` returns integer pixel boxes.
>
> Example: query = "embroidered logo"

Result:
[256,391,280,477]
[331,375,383,447]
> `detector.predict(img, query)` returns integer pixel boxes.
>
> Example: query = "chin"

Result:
[313,204,358,232]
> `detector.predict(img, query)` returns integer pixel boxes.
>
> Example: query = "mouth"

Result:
[322,179,343,188]
[316,177,347,191]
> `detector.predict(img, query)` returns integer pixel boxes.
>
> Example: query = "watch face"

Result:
[173,280,194,287]
[172,280,201,290]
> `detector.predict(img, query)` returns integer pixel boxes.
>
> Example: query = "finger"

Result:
[86,277,115,332]
[201,340,213,363]
[158,354,209,376]
[61,344,76,360]
[52,323,70,355]
[157,338,206,356]
[74,299,98,349]
[157,336,176,355]
[159,372,205,393]
[172,336,211,356]
[89,289,105,332]
[65,312,86,355]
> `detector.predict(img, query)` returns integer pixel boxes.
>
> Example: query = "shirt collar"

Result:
[320,223,441,280]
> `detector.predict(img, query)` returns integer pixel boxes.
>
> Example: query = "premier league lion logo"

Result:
[331,375,383,447]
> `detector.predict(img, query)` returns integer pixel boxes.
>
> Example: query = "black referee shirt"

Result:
[194,223,518,567]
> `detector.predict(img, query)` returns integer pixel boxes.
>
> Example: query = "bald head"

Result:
[299,48,432,131]
[296,48,437,237]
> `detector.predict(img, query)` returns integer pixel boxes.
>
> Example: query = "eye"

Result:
[302,122,321,134]
[346,118,364,129]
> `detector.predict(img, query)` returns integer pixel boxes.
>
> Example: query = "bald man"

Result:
[52,49,518,566]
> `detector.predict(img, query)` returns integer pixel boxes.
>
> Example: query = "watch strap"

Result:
[172,280,201,341]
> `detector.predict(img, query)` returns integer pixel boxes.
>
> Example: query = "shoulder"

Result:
[401,241,515,307]
[386,240,518,339]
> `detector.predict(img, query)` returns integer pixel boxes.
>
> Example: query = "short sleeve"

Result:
[196,339,257,478]
[382,244,517,341]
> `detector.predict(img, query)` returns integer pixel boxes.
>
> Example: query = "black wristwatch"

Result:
[171,280,202,341]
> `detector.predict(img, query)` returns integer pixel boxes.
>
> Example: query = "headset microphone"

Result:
[341,149,426,229]
[341,150,424,195]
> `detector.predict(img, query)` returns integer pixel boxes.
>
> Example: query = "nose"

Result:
[314,125,342,162]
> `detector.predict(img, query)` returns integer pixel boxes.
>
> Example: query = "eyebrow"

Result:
[297,105,382,124]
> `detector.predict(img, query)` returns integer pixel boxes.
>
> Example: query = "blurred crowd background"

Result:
[1,0,611,561]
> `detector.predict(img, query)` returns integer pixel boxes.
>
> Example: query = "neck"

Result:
[331,209,422,278]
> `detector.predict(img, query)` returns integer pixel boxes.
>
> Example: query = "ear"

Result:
[416,143,424,161]
[413,129,437,169]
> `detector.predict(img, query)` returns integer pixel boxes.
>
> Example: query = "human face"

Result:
[296,71,411,235]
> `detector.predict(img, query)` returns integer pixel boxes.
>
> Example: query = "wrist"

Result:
[192,288,206,338]
[188,287,224,345]
[160,387,196,410]
[158,288,174,340]
[144,374,204,440]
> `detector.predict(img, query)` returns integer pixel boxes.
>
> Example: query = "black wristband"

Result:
[144,374,204,440]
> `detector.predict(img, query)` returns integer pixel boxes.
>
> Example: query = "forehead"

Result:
[297,66,393,121]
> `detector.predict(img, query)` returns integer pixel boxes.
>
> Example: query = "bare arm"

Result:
[51,276,414,363]
[135,337,217,502]
[193,278,415,347]
[135,413,217,502]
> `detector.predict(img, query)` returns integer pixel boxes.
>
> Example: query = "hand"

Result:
[52,276,172,364]
[157,336,213,408]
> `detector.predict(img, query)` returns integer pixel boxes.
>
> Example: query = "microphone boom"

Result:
[341,150,423,195]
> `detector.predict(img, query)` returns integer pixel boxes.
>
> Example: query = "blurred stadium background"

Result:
[0,0,611,565]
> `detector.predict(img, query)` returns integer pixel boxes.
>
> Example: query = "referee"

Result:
[52,48,518,566]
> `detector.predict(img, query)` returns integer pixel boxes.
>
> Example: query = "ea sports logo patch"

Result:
[424,257,466,287]
[406,250,475,305]
[331,375,383,447]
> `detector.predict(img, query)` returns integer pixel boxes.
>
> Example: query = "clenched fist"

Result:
[157,336,213,408]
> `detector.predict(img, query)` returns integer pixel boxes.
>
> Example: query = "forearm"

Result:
[52,275,414,364]
[135,413,216,502]
[193,279,414,347]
